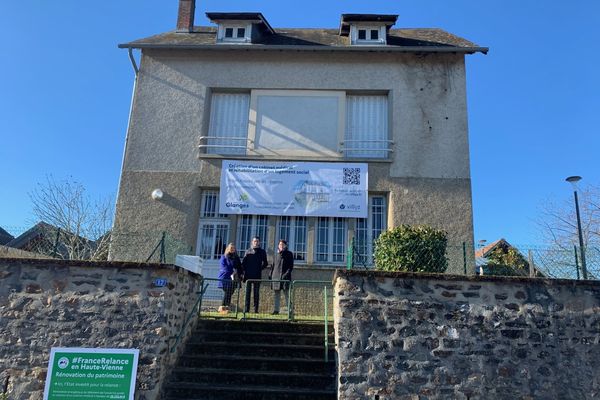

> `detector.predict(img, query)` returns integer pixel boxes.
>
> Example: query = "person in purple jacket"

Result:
[218,243,242,314]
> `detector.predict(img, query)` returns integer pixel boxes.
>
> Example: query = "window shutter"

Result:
[207,93,250,154]
[345,95,388,158]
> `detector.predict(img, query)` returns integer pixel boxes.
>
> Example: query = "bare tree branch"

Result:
[28,175,114,260]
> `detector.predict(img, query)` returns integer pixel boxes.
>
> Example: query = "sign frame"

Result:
[43,347,139,400]
[219,160,368,218]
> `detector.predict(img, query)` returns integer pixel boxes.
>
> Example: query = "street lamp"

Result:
[565,176,587,279]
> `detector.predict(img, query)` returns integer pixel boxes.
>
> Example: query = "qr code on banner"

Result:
[343,168,361,185]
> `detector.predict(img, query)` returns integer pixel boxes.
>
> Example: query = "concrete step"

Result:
[163,319,337,399]
[163,382,336,400]
[192,329,333,346]
[184,341,335,359]
[170,367,335,389]
[176,354,335,374]
[196,319,332,334]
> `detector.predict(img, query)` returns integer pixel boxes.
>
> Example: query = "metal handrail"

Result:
[339,139,394,155]
[198,136,253,150]
[243,279,290,320]
[198,136,252,141]
[170,278,208,353]
[340,148,394,152]
[340,139,394,143]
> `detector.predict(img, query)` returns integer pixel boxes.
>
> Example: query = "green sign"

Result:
[43,348,139,400]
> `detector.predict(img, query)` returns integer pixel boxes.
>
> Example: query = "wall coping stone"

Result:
[0,256,198,276]
[333,268,600,288]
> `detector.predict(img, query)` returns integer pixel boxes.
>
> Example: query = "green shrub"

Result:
[484,246,529,276]
[374,225,448,273]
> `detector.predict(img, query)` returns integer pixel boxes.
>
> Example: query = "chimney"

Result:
[176,0,195,33]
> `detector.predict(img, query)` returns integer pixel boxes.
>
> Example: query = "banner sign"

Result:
[43,348,139,400]
[220,160,368,218]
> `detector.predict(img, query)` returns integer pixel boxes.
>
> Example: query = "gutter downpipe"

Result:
[127,47,139,75]
[109,47,139,260]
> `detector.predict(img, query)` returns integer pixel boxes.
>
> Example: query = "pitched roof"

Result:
[119,27,488,54]
[474,238,510,259]
[0,227,14,246]
[6,221,59,249]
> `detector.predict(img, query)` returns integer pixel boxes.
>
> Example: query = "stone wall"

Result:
[0,257,201,400]
[0,246,54,260]
[334,270,600,399]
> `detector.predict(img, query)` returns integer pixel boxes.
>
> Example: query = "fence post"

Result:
[289,281,295,321]
[462,242,467,275]
[527,250,535,277]
[53,228,62,258]
[346,238,354,270]
[159,231,166,263]
[574,245,580,280]
[324,285,329,363]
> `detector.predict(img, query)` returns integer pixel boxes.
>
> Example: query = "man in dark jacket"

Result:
[270,239,294,315]
[242,236,269,313]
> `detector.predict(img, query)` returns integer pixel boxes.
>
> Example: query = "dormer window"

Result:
[206,12,275,45]
[218,24,251,43]
[339,14,398,46]
[354,26,384,44]
[359,29,378,40]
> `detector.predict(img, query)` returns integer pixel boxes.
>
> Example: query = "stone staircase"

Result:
[163,319,337,400]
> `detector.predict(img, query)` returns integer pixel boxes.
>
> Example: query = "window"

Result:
[276,216,307,262]
[355,195,387,266]
[353,26,385,44]
[345,95,389,158]
[201,190,228,218]
[315,217,348,264]
[204,93,250,155]
[248,90,344,158]
[219,25,249,42]
[236,215,269,258]
[202,90,389,159]
[197,222,229,260]
[197,190,230,260]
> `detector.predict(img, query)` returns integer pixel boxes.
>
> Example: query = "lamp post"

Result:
[565,176,587,279]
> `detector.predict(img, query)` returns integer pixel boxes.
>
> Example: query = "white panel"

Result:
[207,93,249,154]
[345,95,388,158]
[249,90,344,157]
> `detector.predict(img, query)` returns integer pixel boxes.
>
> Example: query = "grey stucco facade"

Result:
[112,25,483,272]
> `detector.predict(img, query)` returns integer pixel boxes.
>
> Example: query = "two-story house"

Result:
[111,0,487,275]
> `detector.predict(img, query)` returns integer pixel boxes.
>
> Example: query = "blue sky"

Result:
[1,0,598,245]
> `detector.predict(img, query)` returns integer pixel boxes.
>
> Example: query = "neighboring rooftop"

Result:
[119,26,487,53]
[0,227,14,246]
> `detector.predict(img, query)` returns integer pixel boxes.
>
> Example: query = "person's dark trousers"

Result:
[222,286,234,307]
[244,281,261,313]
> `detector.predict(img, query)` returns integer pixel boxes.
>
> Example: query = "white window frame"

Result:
[203,92,250,155]
[196,190,230,261]
[276,216,307,263]
[196,220,230,261]
[236,215,269,258]
[202,90,390,159]
[315,217,348,264]
[355,195,387,266]
[350,25,387,45]
[200,190,228,218]
[344,94,390,159]
[217,23,252,43]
